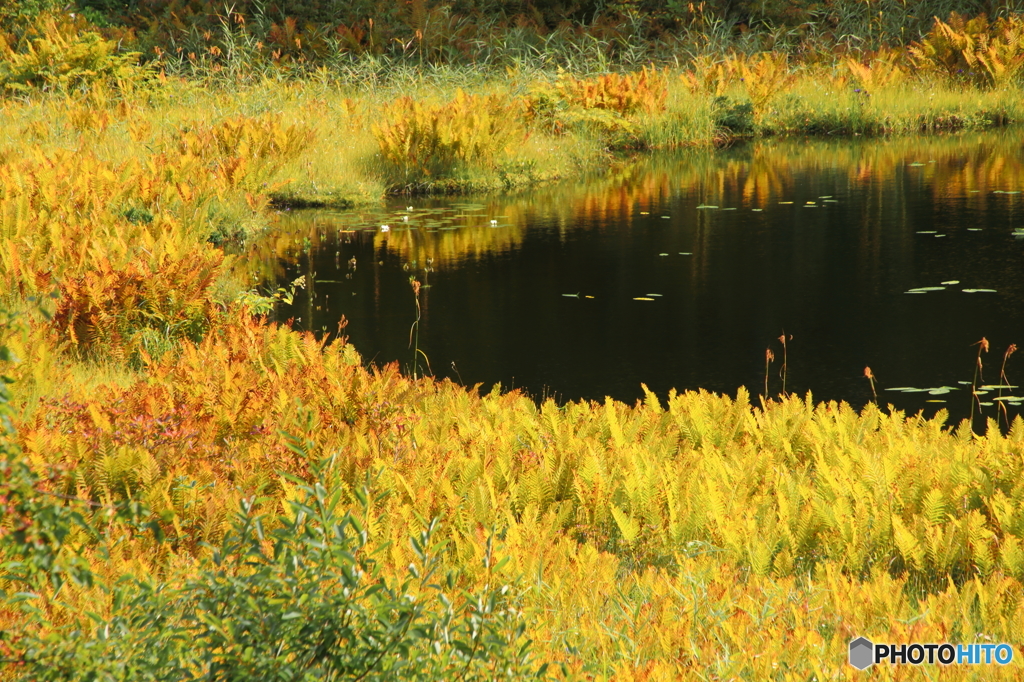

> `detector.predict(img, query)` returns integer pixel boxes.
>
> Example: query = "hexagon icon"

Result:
[849,637,874,670]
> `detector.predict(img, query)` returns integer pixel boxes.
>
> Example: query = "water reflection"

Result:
[249,129,1024,424]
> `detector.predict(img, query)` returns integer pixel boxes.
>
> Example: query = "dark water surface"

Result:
[253,130,1024,424]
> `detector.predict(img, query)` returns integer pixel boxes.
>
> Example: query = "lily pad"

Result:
[678,252,693,255]
[941,280,960,285]
[633,297,655,301]
[962,288,997,293]
[646,293,663,297]
[696,205,719,210]
[992,396,1024,401]
[916,231,937,234]
[907,286,945,292]
[658,253,670,256]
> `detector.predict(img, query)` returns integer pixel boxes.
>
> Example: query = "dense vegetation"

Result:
[2,2,1024,680]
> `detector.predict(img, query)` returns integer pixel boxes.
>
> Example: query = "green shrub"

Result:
[2,440,546,680]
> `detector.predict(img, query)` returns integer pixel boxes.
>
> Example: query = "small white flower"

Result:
[380,224,390,232]
[490,219,498,225]
[406,206,414,211]
[403,215,409,221]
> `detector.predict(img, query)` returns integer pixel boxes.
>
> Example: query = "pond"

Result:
[248,129,1024,426]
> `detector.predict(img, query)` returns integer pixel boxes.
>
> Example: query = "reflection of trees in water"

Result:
[238,128,1024,285]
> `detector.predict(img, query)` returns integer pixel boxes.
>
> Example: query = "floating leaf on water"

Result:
[720,209,736,212]
[806,201,816,205]
[981,384,1017,389]
[696,205,719,209]
[662,215,673,217]
[1011,402,1022,406]
[658,253,669,256]
[909,162,925,167]
[803,205,817,208]
[778,201,794,205]
[819,195,833,199]
[885,387,918,391]
[968,228,983,231]
[926,400,947,403]
[907,286,945,292]
[678,252,693,255]
[633,297,655,301]
[941,280,960,285]
[980,401,994,406]
[992,396,1024,401]
[824,199,839,203]
[958,381,973,385]
[751,208,763,212]
[916,231,937,234]
[562,293,580,298]
[640,211,650,215]
[963,288,996,293]
[1006,191,1021,195]
[904,291,927,294]
[646,293,663,297]
[585,295,594,299]
[928,388,952,395]
[993,190,1005,194]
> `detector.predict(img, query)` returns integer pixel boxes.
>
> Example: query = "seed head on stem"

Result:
[864,366,877,404]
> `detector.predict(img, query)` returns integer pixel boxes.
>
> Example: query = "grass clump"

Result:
[372,89,526,192]
[0,12,153,93]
